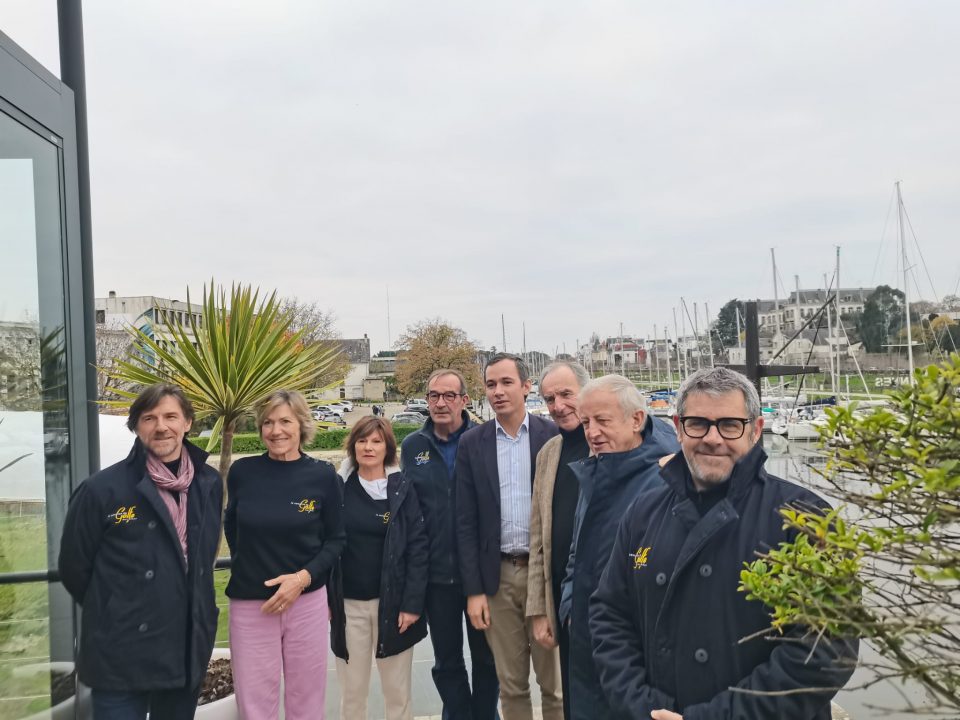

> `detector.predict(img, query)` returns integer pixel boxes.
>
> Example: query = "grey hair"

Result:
[676,367,761,420]
[579,375,646,417]
[539,361,590,391]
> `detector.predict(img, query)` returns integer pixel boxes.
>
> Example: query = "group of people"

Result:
[58,354,858,720]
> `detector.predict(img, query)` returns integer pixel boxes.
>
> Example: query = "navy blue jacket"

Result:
[329,469,430,659]
[589,444,858,719]
[456,414,559,596]
[400,412,477,585]
[558,416,680,720]
[59,439,223,691]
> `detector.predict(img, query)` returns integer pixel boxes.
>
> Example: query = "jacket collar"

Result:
[571,415,678,494]
[125,437,211,473]
[661,440,768,503]
[337,456,401,483]
[337,456,408,511]
[421,410,474,445]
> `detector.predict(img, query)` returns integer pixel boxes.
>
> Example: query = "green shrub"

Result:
[193,424,418,454]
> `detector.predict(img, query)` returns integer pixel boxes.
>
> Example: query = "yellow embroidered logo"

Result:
[377,511,391,525]
[292,499,317,513]
[414,451,430,466]
[630,546,651,569]
[110,505,137,524]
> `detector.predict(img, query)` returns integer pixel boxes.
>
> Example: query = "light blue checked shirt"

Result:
[495,413,532,554]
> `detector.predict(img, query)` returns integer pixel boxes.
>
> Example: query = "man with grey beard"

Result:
[589,367,857,720]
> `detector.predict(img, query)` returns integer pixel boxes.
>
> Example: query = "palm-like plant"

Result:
[104,282,342,480]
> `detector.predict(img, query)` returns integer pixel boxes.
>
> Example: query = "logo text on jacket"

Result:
[414,451,430,465]
[109,505,138,524]
[630,545,651,569]
[292,499,317,513]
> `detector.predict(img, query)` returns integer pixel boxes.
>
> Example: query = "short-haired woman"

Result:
[224,390,345,719]
[330,416,429,720]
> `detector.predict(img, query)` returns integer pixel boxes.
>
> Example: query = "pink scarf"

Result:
[145,446,195,566]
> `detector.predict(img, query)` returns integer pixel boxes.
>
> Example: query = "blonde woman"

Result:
[224,390,345,719]
[329,416,429,720]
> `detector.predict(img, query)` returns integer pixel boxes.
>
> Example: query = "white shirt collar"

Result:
[495,412,530,440]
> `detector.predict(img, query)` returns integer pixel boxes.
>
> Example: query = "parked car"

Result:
[406,398,428,409]
[391,412,426,425]
[329,400,353,412]
[313,409,346,424]
[313,404,344,418]
[404,404,431,416]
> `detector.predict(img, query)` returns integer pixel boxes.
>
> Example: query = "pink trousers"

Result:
[229,587,328,720]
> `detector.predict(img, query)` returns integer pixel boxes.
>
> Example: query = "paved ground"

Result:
[316,625,546,718]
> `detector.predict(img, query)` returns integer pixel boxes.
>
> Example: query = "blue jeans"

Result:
[425,583,501,720]
[92,686,199,720]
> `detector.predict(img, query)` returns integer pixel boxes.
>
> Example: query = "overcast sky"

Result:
[3,1,959,354]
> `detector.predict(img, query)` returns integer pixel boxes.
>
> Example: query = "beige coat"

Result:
[525,434,565,638]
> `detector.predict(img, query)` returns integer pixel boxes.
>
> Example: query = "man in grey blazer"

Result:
[456,353,562,720]
[526,361,591,720]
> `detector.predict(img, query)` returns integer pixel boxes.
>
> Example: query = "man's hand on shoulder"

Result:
[467,594,491,630]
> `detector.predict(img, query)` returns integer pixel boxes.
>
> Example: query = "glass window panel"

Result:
[0,107,70,718]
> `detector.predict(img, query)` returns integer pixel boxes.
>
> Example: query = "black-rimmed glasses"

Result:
[426,391,465,403]
[678,416,751,440]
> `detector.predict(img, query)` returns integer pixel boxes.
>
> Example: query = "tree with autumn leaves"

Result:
[394,318,481,398]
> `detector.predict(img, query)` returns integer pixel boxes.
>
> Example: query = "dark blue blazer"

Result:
[455,414,558,596]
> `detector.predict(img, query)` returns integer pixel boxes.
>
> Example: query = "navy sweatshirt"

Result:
[224,453,345,599]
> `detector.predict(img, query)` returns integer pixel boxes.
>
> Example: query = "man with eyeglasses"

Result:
[400,369,500,720]
[589,367,858,720]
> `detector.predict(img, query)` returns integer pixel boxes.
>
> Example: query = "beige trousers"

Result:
[335,598,414,720]
[485,559,563,720]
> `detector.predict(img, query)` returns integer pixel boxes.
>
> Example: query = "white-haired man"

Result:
[557,375,679,720]
[589,367,857,719]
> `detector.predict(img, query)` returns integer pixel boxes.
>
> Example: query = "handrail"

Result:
[0,557,233,585]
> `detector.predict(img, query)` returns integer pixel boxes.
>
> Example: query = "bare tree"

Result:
[277,297,350,391]
[96,321,134,403]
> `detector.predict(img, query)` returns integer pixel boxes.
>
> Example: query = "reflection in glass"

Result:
[1,107,71,717]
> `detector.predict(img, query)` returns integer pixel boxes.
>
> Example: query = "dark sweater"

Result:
[341,475,390,600]
[551,424,588,597]
[685,468,730,517]
[224,453,346,599]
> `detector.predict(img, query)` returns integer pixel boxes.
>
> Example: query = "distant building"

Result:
[337,336,371,364]
[318,334,380,401]
[95,291,203,352]
[758,288,870,332]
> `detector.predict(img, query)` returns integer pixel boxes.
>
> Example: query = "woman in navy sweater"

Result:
[329,416,429,720]
[224,390,345,719]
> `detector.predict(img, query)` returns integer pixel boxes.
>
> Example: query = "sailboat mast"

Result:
[824,272,836,393]
[705,303,715,367]
[673,308,684,380]
[836,246,842,388]
[664,323,673,388]
[897,181,915,379]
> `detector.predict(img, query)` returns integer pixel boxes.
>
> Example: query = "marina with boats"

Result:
[624,181,956,445]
